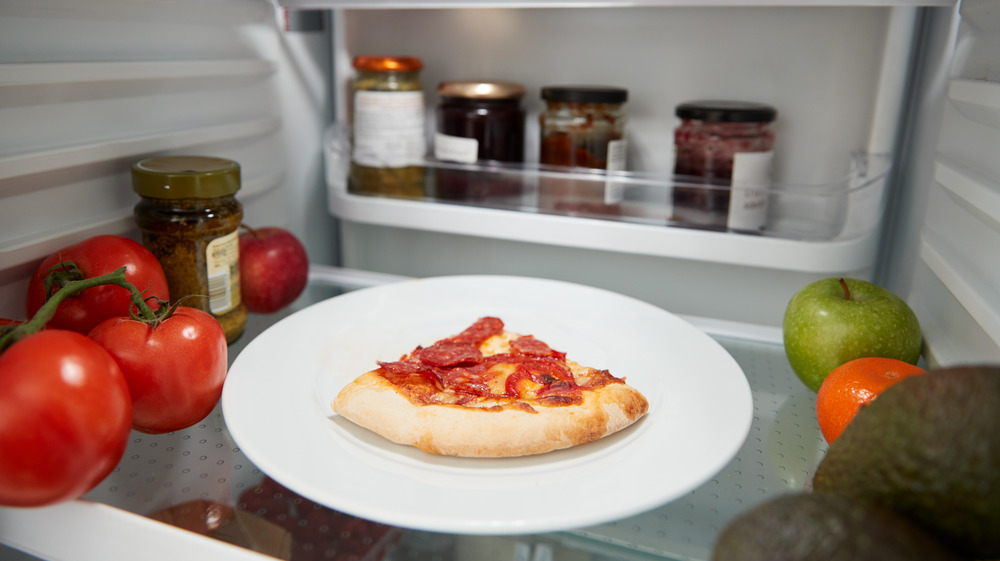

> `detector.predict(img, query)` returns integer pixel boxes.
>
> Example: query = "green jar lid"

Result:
[132,156,241,199]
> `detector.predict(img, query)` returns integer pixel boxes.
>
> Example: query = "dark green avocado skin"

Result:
[711,492,962,561]
[812,365,1000,560]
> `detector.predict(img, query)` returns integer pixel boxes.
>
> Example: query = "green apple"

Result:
[783,277,922,392]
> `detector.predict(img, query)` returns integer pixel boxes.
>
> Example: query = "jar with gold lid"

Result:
[349,55,427,198]
[434,80,526,200]
[131,156,247,343]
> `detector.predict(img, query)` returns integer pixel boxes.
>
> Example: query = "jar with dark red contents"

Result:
[538,86,629,217]
[434,80,526,201]
[672,100,777,232]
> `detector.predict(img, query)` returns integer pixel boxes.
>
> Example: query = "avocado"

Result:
[812,365,1000,559]
[711,492,961,561]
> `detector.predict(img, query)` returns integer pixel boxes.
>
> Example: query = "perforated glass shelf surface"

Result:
[1,268,826,561]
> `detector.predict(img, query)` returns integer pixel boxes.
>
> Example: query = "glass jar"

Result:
[349,55,426,198]
[434,80,526,201]
[538,86,628,216]
[672,100,777,232]
[132,156,247,343]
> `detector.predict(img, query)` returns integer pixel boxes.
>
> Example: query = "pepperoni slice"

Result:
[377,360,427,374]
[510,335,566,360]
[449,316,504,344]
[415,341,483,367]
[440,366,493,397]
[521,356,575,383]
[378,368,443,394]
[504,364,538,398]
[537,380,577,396]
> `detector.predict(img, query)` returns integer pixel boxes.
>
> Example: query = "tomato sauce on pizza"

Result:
[375,317,628,412]
[333,316,649,457]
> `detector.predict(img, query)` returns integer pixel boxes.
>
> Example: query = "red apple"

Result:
[238,225,309,314]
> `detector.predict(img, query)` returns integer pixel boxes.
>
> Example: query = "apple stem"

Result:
[839,278,852,301]
[240,223,259,238]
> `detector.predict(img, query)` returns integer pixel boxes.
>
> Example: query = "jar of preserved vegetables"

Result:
[672,100,777,232]
[132,156,247,343]
[435,80,526,200]
[538,86,628,216]
[349,55,427,198]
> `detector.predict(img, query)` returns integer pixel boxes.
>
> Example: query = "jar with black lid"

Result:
[349,55,427,198]
[538,86,629,216]
[539,86,628,170]
[132,156,247,343]
[672,100,777,232]
[434,80,526,201]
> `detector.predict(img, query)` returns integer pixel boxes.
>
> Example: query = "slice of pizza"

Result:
[332,316,649,457]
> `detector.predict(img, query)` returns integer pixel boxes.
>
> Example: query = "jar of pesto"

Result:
[349,55,426,197]
[131,156,247,343]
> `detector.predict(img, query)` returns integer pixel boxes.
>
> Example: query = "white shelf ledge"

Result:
[934,156,1000,232]
[329,188,881,273]
[920,236,1000,349]
[0,60,274,89]
[0,117,280,184]
[280,0,953,9]
[948,78,1000,129]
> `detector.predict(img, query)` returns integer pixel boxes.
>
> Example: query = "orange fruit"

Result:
[816,357,926,444]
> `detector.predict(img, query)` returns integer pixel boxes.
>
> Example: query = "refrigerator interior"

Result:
[328,5,916,328]
[323,1,999,363]
[3,0,1000,560]
[4,1,997,357]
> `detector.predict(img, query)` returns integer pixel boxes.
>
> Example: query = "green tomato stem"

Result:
[0,266,157,354]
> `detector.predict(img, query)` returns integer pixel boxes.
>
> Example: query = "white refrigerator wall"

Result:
[339,7,893,182]
[0,0,334,320]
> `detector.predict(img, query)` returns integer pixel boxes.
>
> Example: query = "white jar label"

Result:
[728,151,773,231]
[205,230,241,315]
[434,132,479,164]
[604,138,628,204]
[353,90,426,167]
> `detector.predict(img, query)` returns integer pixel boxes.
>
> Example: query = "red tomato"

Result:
[25,235,169,334]
[0,330,132,507]
[88,307,228,434]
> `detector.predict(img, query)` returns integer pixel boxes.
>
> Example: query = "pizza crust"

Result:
[332,369,649,457]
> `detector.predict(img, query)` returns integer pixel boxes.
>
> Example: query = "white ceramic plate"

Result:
[222,276,752,535]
